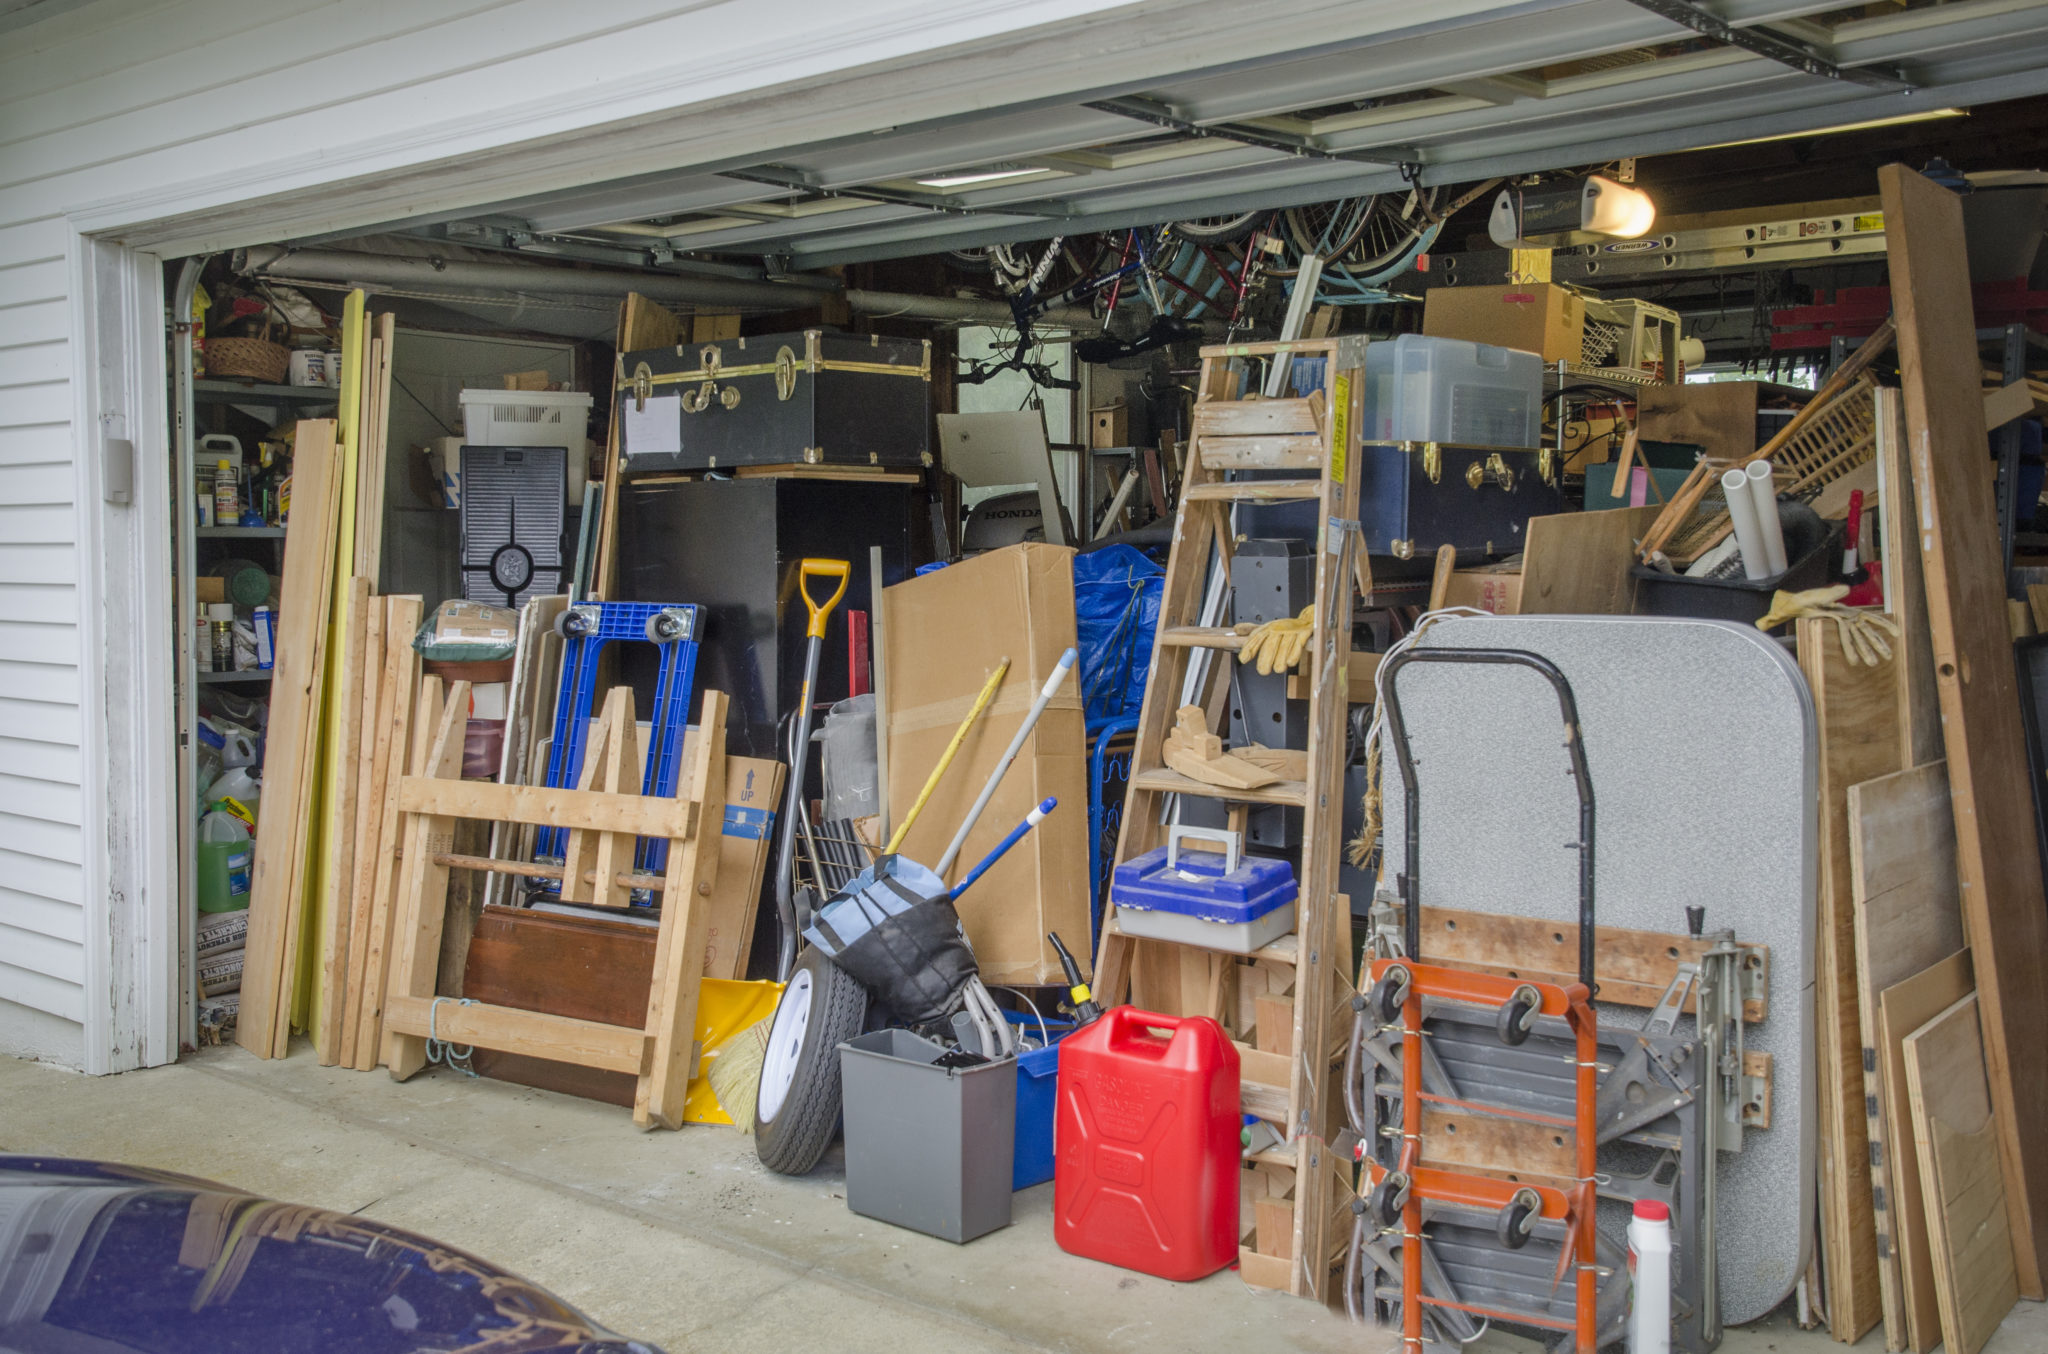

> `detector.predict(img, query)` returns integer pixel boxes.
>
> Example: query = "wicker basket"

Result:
[206,321,290,385]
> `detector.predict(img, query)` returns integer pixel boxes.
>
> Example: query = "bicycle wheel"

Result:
[1170,211,1269,245]
[1344,187,1444,276]
[1272,197,1378,275]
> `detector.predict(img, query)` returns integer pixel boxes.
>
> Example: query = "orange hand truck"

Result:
[1359,646,1603,1354]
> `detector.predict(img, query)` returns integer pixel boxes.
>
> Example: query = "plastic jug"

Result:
[196,808,252,913]
[1053,1006,1240,1280]
[209,766,261,826]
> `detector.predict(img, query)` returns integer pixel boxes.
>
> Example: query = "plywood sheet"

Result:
[1884,162,2048,1294]
[1385,615,1811,1322]
[1879,950,1975,1353]
[1799,618,1902,1342]
[1518,505,1661,615]
[1903,993,2020,1354]
[1849,760,1963,1347]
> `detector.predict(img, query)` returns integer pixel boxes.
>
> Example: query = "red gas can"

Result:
[1054,1006,1241,1280]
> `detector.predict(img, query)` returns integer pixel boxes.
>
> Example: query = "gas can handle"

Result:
[1165,822,1241,875]
[1103,1006,1183,1055]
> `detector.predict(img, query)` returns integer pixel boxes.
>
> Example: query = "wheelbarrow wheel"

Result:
[755,946,869,1176]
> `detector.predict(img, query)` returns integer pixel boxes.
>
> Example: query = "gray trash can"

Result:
[838,1028,1017,1243]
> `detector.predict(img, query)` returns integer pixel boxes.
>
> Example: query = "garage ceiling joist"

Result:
[329,0,2048,273]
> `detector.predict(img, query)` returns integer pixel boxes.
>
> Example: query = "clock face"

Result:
[488,542,535,597]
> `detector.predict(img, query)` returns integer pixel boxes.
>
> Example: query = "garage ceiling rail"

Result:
[340,0,2048,273]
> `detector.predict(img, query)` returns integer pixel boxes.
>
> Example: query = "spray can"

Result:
[213,459,239,525]
[1627,1198,1673,1354]
[253,606,276,670]
[209,604,236,673]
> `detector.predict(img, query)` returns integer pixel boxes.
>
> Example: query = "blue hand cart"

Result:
[537,600,705,880]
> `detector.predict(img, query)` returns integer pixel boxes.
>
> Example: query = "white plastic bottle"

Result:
[1627,1198,1672,1354]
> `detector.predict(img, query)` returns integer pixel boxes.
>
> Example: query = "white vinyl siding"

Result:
[0,206,80,1060]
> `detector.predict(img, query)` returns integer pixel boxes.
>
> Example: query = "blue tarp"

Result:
[1073,544,1163,735]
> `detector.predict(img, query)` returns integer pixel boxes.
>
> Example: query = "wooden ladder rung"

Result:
[1130,766,1309,807]
[1199,435,1326,471]
[1157,625,1247,651]
[1182,479,1323,502]
[1193,396,1323,438]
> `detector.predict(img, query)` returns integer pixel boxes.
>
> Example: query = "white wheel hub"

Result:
[758,968,813,1123]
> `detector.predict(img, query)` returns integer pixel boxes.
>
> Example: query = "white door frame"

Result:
[68,235,176,1074]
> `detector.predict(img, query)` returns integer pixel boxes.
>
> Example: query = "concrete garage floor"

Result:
[4,1048,2047,1354]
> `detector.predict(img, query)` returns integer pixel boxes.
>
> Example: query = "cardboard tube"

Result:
[1722,467,1772,580]
[1744,460,1789,576]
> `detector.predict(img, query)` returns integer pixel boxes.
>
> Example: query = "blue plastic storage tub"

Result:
[1003,1011,1074,1190]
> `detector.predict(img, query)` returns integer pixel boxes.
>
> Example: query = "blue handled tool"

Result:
[950,797,1057,902]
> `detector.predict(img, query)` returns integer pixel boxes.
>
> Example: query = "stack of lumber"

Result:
[237,295,400,1059]
[1791,165,2048,1354]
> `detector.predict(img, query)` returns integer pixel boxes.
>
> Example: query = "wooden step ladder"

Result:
[1093,337,1366,1301]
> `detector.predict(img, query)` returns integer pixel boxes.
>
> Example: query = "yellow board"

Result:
[683,979,784,1125]
[294,290,365,1037]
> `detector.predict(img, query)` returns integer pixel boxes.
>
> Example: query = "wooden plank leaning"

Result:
[1882,160,2048,1295]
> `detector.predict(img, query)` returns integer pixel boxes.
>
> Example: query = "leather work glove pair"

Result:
[1237,606,1314,675]
[1756,585,1901,666]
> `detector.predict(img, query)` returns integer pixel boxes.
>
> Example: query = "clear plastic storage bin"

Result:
[457,389,593,503]
[1363,333,1542,449]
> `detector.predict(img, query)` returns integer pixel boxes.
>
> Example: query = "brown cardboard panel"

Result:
[882,544,1092,983]
[1423,283,1585,363]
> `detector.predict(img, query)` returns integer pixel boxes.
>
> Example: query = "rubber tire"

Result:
[1496,1189,1541,1250]
[1372,965,1412,1026]
[1496,985,1541,1048]
[1171,211,1267,245]
[754,947,869,1176]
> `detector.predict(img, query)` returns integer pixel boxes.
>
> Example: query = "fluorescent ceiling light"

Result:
[914,166,1045,188]
[1694,108,1964,152]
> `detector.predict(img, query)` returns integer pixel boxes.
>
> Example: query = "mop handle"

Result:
[936,647,1077,876]
[886,657,1009,855]
[950,798,1057,901]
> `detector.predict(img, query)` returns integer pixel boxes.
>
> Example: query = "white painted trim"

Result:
[69,232,174,1073]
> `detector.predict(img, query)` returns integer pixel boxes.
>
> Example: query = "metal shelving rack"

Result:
[172,336,342,1043]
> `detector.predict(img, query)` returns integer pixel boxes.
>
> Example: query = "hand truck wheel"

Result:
[1372,964,1413,1026]
[1495,983,1542,1047]
[1496,1187,1542,1250]
[1368,1171,1411,1227]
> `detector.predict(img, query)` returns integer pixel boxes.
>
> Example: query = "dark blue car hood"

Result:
[0,1157,658,1354]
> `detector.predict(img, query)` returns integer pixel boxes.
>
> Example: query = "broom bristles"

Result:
[706,1018,773,1134]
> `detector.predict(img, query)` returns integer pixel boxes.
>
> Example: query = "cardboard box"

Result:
[883,544,1090,984]
[1089,403,1129,450]
[1637,381,1806,460]
[1440,568,1525,615]
[1424,283,1586,364]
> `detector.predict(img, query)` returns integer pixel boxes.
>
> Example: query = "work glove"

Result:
[1237,605,1315,676]
[1755,585,1900,666]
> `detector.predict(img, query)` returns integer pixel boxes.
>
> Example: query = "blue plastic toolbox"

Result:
[1113,825,1298,954]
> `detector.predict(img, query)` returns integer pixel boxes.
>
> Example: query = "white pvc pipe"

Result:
[1722,466,1772,581]
[1744,460,1788,576]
